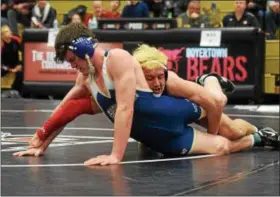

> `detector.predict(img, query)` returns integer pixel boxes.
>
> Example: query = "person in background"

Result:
[143,0,187,18]
[142,0,164,17]
[110,0,121,18]
[1,0,11,19]
[1,0,11,36]
[1,25,23,96]
[222,0,260,28]
[7,0,36,36]
[265,0,280,39]
[70,13,82,24]
[121,0,150,18]
[31,0,57,29]
[246,0,267,29]
[84,0,116,27]
[176,0,211,28]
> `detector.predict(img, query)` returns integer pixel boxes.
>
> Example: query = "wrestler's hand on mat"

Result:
[84,154,120,166]
[12,147,45,157]
[28,133,43,148]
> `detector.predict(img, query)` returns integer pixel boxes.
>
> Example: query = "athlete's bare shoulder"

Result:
[109,48,130,56]
[106,48,138,71]
[107,48,133,62]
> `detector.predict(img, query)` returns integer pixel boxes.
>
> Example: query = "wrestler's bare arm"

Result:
[14,98,101,156]
[83,50,136,165]
[53,72,90,114]
[38,98,101,149]
[108,50,136,161]
[28,73,90,147]
[166,71,222,135]
[13,127,65,157]
[13,73,101,156]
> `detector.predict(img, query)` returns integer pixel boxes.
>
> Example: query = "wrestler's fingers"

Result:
[13,151,28,157]
[84,158,99,166]
[12,151,21,156]
[100,161,108,166]
[87,156,106,165]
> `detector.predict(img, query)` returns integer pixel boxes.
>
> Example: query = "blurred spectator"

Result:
[246,0,267,29]
[62,5,87,26]
[84,1,118,27]
[1,0,11,27]
[31,0,57,29]
[176,0,211,28]
[142,0,187,17]
[164,0,188,17]
[202,3,222,27]
[1,0,11,18]
[1,25,23,95]
[121,0,149,18]
[1,18,10,27]
[265,0,280,39]
[110,0,121,17]
[143,0,163,17]
[222,0,260,27]
[70,13,82,24]
[7,0,36,36]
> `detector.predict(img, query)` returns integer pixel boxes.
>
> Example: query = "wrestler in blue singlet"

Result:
[88,51,202,156]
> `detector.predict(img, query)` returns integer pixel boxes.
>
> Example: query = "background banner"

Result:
[124,43,253,84]
[24,42,123,82]
[22,28,264,100]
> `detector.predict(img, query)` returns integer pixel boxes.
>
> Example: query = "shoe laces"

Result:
[258,127,279,139]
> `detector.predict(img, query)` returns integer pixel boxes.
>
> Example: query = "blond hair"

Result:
[133,44,167,70]
[1,25,12,41]
[1,25,11,34]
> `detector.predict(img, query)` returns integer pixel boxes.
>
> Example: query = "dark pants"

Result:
[7,9,31,35]
[12,71,23,93]
[257,9,266,30]
[265,10,280,40]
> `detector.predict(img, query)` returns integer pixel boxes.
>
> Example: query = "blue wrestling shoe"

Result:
[257,127,280,150]
[195,73,235,94]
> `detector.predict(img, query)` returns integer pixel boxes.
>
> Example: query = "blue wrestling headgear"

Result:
[68,36,98,59]
[54,36,98,63]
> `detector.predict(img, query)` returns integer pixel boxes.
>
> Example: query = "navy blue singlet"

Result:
[88,51,202,155]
